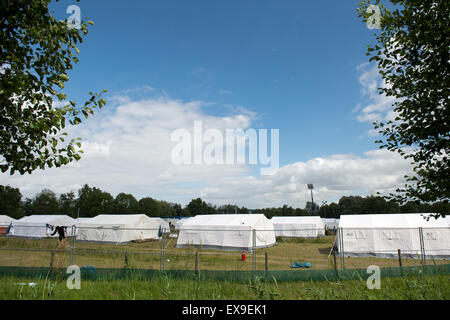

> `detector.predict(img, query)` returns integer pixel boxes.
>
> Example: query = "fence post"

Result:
[160,228,165,272]
[124,252,129,269]
[265,252,268,273]
[398,249,402,267]
[50,250,55,269]
[418,227,425,265]
[421,227,426,265]
[195,251,199,274]
[70,225,75,266]
[339,227,345,269]
[252,229,256,273]
[333,250,337,271]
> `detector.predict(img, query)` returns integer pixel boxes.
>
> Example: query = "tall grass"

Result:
[0,271,448,300]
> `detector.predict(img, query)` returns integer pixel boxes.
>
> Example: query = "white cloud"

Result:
[199,148,413,208]
[0,96,254,202]
[0,93,414,209]
[355,63,397,128]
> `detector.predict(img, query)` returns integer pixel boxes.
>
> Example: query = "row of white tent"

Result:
[2,213,449,259]
[336,213,450,259]
[174,215,326,250]
[175,216,338,232]
[174,213,449,259]
[3,214,170,243]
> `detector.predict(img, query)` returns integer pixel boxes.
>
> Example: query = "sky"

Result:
[0,0,414,209]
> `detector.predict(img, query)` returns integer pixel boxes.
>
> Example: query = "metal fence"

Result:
[335,227,450,269]
[1,225,449,273]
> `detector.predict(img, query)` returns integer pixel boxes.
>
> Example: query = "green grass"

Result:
[0,272,448,300]
[1,234,449,300]
[1,235,445,272]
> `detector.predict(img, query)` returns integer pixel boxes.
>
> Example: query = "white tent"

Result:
[270,216,325,238]
[336,213,450,259]
[445,216,450,227]
[150,217,170,231]
[176,214,276,251]
[0,215,16,227]
[76,214,168,243]
[11,215,77,238]
[323,218,340,231]
[174,217,194,230]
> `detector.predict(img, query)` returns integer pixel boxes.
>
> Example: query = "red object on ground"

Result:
[241,251,246,262]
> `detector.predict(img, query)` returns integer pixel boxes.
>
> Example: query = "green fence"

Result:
[0,263,448,283]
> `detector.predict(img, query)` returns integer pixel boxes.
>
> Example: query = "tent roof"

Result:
[0,215,16,223]
[323,218,339,222]
[180,214,269,227]
[17,215,76,225]
[271,216,324,224]
[338,213,448,228]
[81,214,152,224]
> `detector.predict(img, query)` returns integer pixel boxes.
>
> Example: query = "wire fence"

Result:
[0,224,449,274]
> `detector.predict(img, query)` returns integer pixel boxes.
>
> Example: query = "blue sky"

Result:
[1,1,413,208]
[56,0,376,162]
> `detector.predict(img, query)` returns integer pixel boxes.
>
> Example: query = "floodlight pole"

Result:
[307,184,314,214]
[322,201,327,219]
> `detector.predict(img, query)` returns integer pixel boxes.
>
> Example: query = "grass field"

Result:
[1,234,449,300]
[0,272,448,300]
[0,235,445,272]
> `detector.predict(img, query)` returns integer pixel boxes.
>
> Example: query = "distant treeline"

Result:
[0,184,448,220]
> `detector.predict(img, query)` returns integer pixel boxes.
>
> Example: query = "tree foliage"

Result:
[357,0,449,215]
[0,0,106,175]
[0,185,23,218]
[2,183,449,219]
[113,192,138,214]
[186,198,216,216]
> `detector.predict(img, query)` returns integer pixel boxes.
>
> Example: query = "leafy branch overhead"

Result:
[0,0,107,175]
[357,0,449,214]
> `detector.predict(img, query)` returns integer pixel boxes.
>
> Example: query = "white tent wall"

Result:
[0,215,16,227]
[445,216,450,227]
[150,218,170,232]
[270,216,326,238]
[336,213,450,259]
[76,214,165,243]
[176,214,276,251]
[174,217,193,230]
[11,215,77,238]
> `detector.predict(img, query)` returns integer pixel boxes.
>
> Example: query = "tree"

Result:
[305,202,319,215]
[0,0,107,175]
[30,189,60,214]
[186,198,216,216]
[77,186,114,217]
[171,203,186,216]
[113,193,138,214]
[138,197,178,217]
[357,0,449,216]
[158,201,178,218]
[59,191,76,217]
[0,185,23,218]
[138,197,162,216]
[216,204,250,214]
[338,196,364,214]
